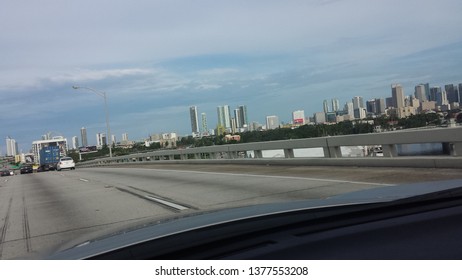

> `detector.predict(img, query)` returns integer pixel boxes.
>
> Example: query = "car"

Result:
[20,165,33,174]
[56,157,75,171]
[1,169,11,176]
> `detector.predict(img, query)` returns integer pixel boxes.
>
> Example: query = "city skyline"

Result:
[1,1,462,151]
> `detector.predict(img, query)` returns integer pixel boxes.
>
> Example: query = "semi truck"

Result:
[39,146,61,171]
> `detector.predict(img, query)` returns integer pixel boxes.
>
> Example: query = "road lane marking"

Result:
[126,168,393,186]
[79,178,89,182]
[144,195,189,211]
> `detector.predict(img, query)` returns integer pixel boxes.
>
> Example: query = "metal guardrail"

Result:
[78,126,462,168]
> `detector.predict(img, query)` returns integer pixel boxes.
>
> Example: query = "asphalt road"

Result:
[1,164,462,259]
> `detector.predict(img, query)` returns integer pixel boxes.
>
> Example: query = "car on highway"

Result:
[20,165,33,174]
[1,169,11,176]
[56,157,75,171]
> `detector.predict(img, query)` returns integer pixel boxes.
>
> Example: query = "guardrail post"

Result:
[323,146,341,158]
[284,148,295,158]
[382,144,398,157]
[449,142,462,156]
[254,150,263,158]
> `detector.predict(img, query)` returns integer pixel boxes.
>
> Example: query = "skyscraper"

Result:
[323,100,329,113]
[234,108,241,129]
[238,105,248,127]
[5,137,18,156]
[266,115,279,130]
[217,106,225,127]
[96,133,107,147]
[430,87,442,103]
[331,98,340,112]
[366,99,377,114]
[122,133,128,141]
[80,127,88,147]
[391,84,405,108]
[201,112,208,134]
[72,136,79,150]
[415,84,427,102]
[189,106,199,134]
[352,96,364,109]
[376,98,386,114]
[445,84,458,103]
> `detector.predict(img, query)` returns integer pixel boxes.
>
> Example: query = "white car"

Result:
[56,157,75,171]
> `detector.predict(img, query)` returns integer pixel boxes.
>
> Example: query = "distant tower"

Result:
[72,136,79,149]
[331,98,340,112]
[189,106,199,135]
[391,84,405,108]
[238,105,248,127]
[266,115,280,130]
[80,127,88,147]
[201,112,208,134]
[5,137,17,156]
[234,108,242,129]
[323,100,329,113]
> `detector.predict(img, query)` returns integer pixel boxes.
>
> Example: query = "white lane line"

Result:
[79,178,89,182]
[125,168,393,186]
[144,195,189,211]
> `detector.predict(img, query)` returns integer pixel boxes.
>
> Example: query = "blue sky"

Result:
[1,0,462,152]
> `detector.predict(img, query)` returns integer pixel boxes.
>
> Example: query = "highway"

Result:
[1,164,462,259]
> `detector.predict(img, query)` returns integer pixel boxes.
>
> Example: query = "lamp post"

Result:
[72,86,113,158]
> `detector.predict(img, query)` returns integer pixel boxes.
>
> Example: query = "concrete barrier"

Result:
[78,126,462,169]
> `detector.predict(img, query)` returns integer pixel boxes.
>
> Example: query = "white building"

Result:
[292,110,305,125]
[266,115,280,130]
[71,136,79,150]
[6,137,18,156]
[96,133,107,148]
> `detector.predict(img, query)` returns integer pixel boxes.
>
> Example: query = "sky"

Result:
[1,0,462,153]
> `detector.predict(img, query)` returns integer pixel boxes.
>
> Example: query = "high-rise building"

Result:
[234,109,241,129]
[366,99,377,114]
[217,105,232,129]
[217,106,225,127]
[344,102,354,119]
[430,87,442,104]
[415,84,427,102]
[459,84,462,104]
[189,106,199,134]
[331,98,340,112]
[201,112,208,134]
[292,110,305,125]
[385,97,393,108]
[352,96,364,109]
[266,115,279,130]
[71,136,79,150]
[80,127,88,147]
[96,133,107,147]
[5,137,18,156]
[111,135,116,145]
[436,90,448,106]
[238,105,248,128]
[313,112,326,124]
[391,84,405,108]
[376,98,386,114]
[323,100,329,113]
[445,84,458,103]
[122,133,128,141]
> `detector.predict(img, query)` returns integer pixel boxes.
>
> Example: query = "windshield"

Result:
[1,0,462,271]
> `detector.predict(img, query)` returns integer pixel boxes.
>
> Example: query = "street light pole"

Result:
[72,86,113,158]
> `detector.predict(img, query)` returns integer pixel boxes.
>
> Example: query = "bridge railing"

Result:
[77,126,462,168]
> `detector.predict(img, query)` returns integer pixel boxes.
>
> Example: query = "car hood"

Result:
[48,179,462,259]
